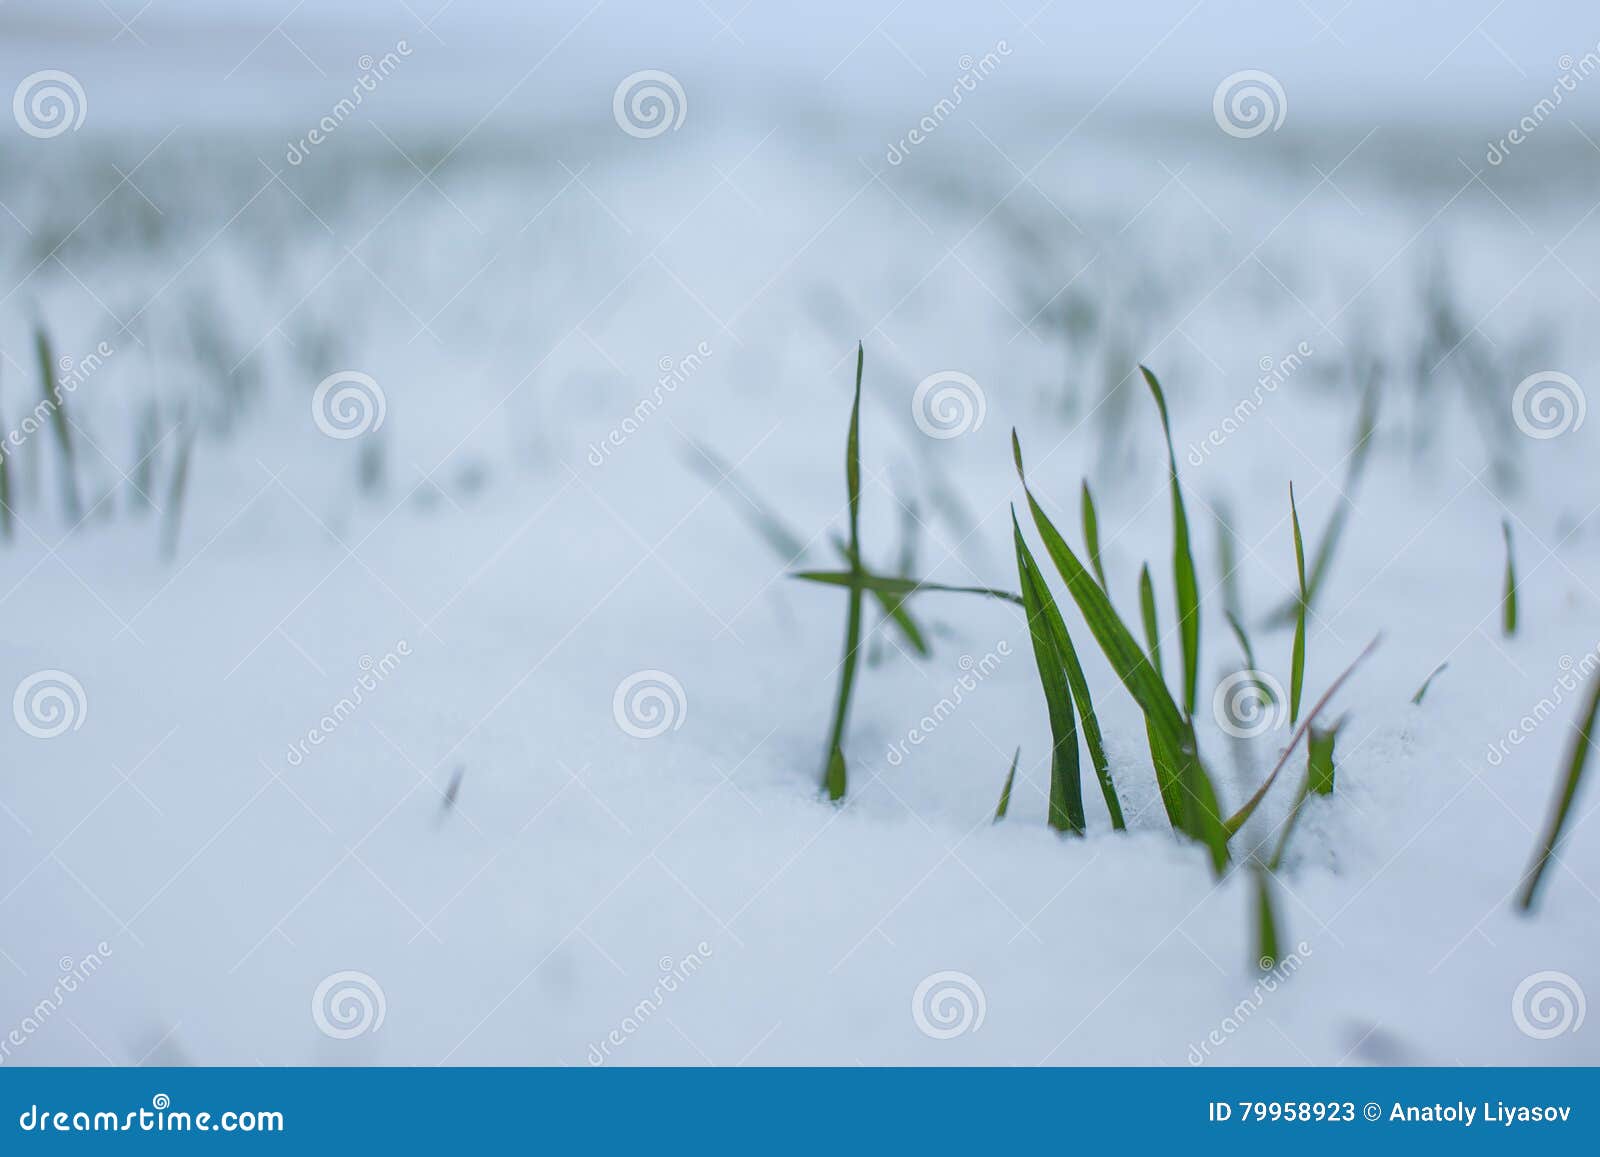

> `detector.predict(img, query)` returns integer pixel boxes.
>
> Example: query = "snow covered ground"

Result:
[2,4,1599,1066]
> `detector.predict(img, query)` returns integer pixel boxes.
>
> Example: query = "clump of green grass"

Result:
[1226,638,1378,837]
[1014,511,1085,833]
[1013,430,1226,870]
[1501,518,1517,637]
[1518,668,1600,911]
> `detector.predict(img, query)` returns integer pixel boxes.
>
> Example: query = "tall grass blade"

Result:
[1013,510,1084,833]
[994,747,1020,822]
[1141,366,1200,715]
[35,326,81,523]
[820,343,867,800]
[792,569,1020,606]
[1289,484,1307,726]
[1501,518,1518,637]
[1138,563,1162,676]
[1411,661,1448,705]
[1014,510,1125,829]
[1082,480,1108,589]
[1517,668,1600,911]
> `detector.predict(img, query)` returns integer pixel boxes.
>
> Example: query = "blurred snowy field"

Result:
[2,2,1599,1065]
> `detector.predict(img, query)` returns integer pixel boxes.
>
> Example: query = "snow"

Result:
[2,22,1599,1066]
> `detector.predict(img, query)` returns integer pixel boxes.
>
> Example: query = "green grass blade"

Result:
[820,343,867,800]
[1518,667,1600,911]
[1014,509,1125,830]
[1141,366,1200,715]
[1013,510,1084,834]
[792,569,1021,606]
[1307,722,1337,796]
[1013,431,1219,859]
[1289,484,1307,726]
[35,326,81,523]
[827,536,932,657]
[1411,661,1448,705]
[1501,518,1517,637]
[994,747,1020,822]
[1253,864,1282,970]
[1138,563,1162,677]
[1082,480,1108,589]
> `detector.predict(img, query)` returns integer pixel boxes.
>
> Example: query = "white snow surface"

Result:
[2,89,1599,1067]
